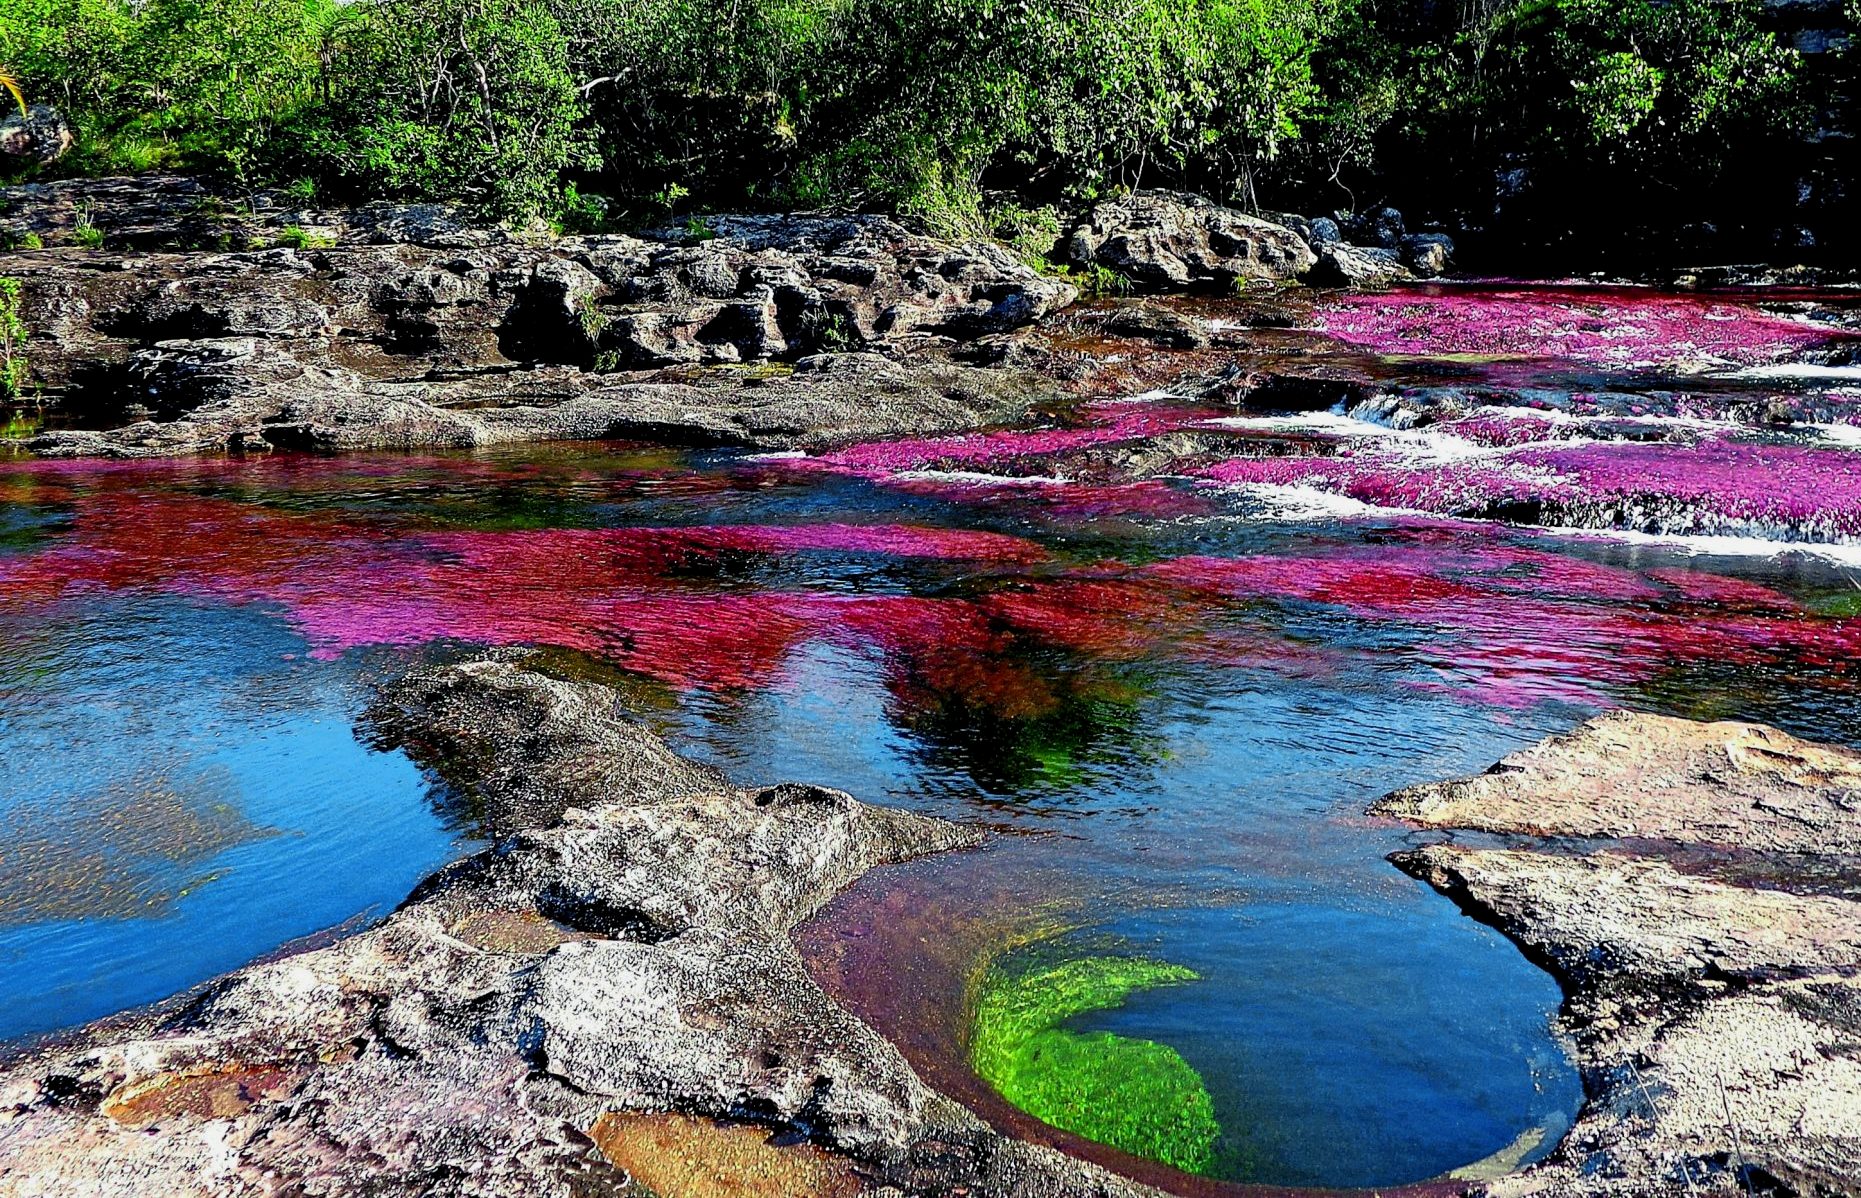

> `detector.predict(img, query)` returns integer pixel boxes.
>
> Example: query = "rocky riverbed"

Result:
[0,657,1177,1198]
[6,176,1861,1198]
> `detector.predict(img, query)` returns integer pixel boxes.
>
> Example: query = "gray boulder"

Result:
[1401,233,1455,277]
[0,103,72,166]
[1307,241,1413,287]
[1347,205,1406,249]
[1065,190,1316,289]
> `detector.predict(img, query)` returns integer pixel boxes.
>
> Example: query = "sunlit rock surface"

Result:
[0,177,1071,459]
[1064,190,1317,288]
[1378,712,1861,1197]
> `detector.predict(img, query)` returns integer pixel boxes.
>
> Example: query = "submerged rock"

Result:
[1100,303,1213,349]
[1376,711,1861,1197]
[0,658,1172,1198]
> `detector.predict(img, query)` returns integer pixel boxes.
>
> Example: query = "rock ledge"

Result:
[1378,711,1861,1197]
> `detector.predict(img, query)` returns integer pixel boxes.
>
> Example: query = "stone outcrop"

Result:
[1377,712,1861,855]
[0,105,72,167]
[1374,711,1861,1197]
[1307,241,1413,287]
[26,340,1047,459]
[0,177,499,250]
[1064,190,1317,289]
[1,177,1073,458]
[0,657,1170,1198]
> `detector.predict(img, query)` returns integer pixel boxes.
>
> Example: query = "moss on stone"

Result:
[970,954,1219,1174]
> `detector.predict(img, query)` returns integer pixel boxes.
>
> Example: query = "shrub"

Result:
[71,208,103,247]
[275,225,335,250]
[284,0,595,219]
[0,276,29,401]
[0,0,1821,253]
[0,0,337,179]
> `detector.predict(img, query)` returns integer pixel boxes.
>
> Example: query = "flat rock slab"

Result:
[1376,709,1861,854]
[1380,710,1861,1198]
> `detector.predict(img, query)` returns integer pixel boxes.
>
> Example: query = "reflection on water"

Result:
[0,599,465,1042]
[3,284,1860,1188]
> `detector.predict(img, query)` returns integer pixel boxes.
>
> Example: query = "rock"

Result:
[1064,190,1316,290]
[27,344,1047,459]
[1269,213,1344,248]
[0,657,1170,1198]
[1375,710,1861,854]
[1199,363,1377,411]
[1378,711,1861,1198]
[1100,303,1211,349]
[1400,233,1454,277]
[1347,206,1406,249]
[366,662,727,837]
[0,103,72,166]
[1,177,1072,459]
[1306,242,1412,288]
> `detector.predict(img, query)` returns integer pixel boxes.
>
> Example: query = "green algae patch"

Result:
[970,955,1219,1173]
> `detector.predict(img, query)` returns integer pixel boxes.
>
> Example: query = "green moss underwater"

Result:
[969,954,1219,1174]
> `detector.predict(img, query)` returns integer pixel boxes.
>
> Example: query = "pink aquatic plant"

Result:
[1203,451,1575,517]
[1511,440,1861,537]
[770,401,1217,483]
[7,455,1861,715]
[1319,286,1844,368]
[1143,535,1853,707]
[1202,433,1861,542]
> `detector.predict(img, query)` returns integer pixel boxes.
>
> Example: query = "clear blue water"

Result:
[3,389,1858,1187]
[683,635,1584,1186]
[0,596,465,1042]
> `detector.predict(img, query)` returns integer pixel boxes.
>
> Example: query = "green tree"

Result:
[0,276,29,402]
[287,0,593,217]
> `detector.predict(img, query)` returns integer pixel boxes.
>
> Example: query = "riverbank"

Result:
[1379,713,1861,1197]
[0,178,1459,461]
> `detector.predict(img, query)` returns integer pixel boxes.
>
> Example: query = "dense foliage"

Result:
[1295,0,1830,260]
[0,0,1845,258]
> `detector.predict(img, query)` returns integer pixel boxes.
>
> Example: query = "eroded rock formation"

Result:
[1064,190,1318,289]
[0,178,1072,458]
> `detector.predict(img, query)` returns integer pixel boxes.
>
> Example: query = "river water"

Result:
[3,282,1859,1190]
